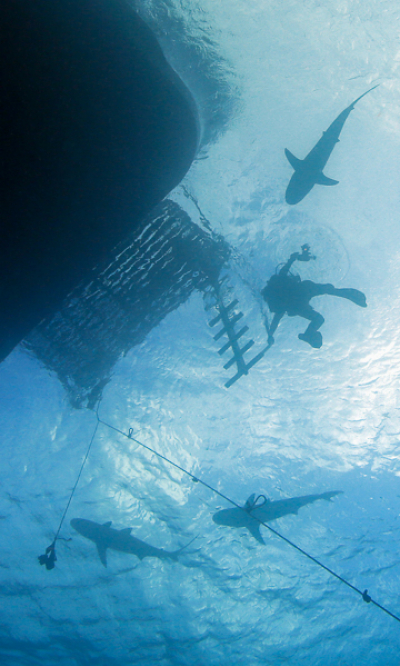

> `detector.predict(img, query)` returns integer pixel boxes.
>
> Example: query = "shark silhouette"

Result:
[212,491,342,544]
[284,85,378,204]
[71,518,190,566]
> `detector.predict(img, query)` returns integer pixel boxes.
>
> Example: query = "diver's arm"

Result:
[267,312,284,345]
[279,244,315,276]
[279,253,299,276]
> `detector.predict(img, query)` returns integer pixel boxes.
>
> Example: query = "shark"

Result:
[284,85,378,204]
[71,518,191,567]
[212,491,342,544]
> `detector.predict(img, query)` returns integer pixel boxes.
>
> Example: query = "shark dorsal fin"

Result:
[245,494,268,512]
[102,521,112,528]
[285,148,303,171]
[244,494,257,511]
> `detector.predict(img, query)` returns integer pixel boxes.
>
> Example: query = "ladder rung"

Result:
[218,326,249,355]
[214,327,227,342]
[225,370,244,389]
[223,340,254,370]
[209,299,239,327]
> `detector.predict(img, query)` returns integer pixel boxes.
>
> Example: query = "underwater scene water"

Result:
[2,0,400,664]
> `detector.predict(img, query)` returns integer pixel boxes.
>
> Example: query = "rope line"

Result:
[54,419,100,542]
[38,419,100,570]
[40,400,400,624]
[96,408,400,624]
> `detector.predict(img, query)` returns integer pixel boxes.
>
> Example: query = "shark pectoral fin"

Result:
[315,173,339,186]
[284,149,303,171]
[247,522,265,545]
[96,543,108,567]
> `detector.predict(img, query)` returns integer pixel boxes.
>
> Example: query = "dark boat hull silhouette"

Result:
[1,0,199,362]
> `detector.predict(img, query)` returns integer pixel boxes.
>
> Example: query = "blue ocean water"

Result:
[2,1,400,664]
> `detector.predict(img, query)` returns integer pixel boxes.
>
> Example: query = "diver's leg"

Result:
[302,281,335,298]
[297,305,324,348]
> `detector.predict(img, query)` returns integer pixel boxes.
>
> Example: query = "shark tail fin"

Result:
[351,84,379,108]
[284,149,303,171]
[170,535,198,561]
[315,173,339,186]
[321,491,343,502]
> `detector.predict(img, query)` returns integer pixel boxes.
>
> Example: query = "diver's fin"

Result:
[247,522,265,545]
[96,543,108,567]
[336,288,367,307]
[315,173,339,186]
[298,329,323,348]
[285,148,303,170]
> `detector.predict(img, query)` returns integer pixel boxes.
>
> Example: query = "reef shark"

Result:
[212,491,342,544]
[71,518,191,566]
[284,85,378,204]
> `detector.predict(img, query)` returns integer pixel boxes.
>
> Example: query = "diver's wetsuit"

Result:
[262,246,367,348]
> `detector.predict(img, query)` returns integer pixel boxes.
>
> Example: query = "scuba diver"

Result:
[261,244,367,348]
